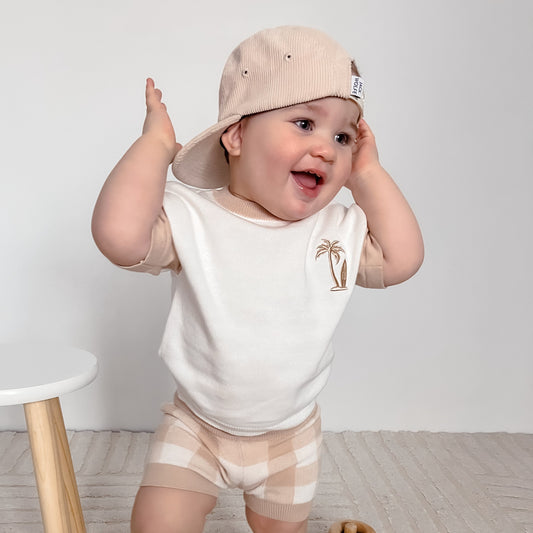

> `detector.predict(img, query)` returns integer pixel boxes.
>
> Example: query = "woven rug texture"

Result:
[1,431,532,532]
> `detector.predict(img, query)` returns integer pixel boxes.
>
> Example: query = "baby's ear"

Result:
[220,121,244,156]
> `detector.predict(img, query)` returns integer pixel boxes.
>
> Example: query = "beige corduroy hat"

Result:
[172,25,365,189]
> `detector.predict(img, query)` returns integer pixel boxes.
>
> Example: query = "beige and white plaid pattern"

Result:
[141,395,322,522]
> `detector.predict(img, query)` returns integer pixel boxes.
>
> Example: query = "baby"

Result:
[92,26,423,533]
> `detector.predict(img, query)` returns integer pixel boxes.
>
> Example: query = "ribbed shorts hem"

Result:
[244,494,313,522]
[141,463,219,498]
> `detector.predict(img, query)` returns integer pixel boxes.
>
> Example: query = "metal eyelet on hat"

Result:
[242,68,250,77]
[284,53,293,61]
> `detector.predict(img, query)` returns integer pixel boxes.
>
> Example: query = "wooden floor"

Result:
[1,431,532,532]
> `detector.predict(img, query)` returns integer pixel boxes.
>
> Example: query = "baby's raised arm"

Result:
[346,119,424,287]
[91,79,180,266]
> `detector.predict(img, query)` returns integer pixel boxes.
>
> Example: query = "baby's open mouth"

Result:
[292,171,324,190]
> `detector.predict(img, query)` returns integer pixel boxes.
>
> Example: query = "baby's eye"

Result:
[294,119,312,131]
[335,133,352,145]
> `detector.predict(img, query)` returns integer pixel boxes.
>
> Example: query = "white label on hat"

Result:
[351,76,364,99]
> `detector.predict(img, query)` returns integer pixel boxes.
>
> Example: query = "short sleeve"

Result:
[356,232,386,288]
[120,209,180,275]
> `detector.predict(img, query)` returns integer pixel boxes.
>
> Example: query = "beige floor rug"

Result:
[1,431,532,532]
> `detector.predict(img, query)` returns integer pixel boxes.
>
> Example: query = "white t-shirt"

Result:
[148,181,370,435]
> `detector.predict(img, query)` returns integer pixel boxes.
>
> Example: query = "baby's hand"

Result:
[347,118,381,187]
[142,78,181,162]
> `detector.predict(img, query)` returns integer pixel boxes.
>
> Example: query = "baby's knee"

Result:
[131,510,176,533]
[130,500,179,533]
[131,486,216,533]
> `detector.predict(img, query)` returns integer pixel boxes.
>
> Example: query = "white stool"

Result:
[0,343,98,532]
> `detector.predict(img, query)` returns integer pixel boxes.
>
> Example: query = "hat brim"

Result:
[172,114,242,189]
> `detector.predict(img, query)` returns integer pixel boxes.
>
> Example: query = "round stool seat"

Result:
[0,343,98,406]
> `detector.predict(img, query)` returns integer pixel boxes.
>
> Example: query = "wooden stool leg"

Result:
[24,397,86,533]
[50,396,87,533]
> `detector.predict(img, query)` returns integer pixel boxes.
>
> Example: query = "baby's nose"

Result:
[310,135,336,162]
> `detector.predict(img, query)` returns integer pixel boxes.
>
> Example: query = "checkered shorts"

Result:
[141,395,322,522]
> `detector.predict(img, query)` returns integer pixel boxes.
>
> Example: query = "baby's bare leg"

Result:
[131,486,217,533]
[246,507,308,533]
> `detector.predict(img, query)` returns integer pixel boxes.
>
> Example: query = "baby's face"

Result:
[223,97,360,221]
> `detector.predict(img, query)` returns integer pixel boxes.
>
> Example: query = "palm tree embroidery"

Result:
[315,239,348,291]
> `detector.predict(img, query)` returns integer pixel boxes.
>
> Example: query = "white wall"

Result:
[1,0,531,432]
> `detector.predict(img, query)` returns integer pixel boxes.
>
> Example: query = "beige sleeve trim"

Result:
[120,209,180,275]
[356,232,386,289]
